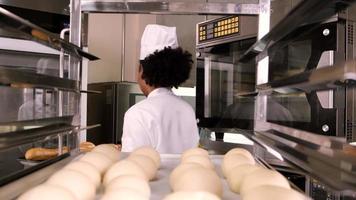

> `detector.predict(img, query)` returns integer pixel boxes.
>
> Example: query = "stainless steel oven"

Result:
[264,17,356,139]
[196,15,258,130]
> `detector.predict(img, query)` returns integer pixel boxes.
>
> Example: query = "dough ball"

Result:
[226,164,261,193]
[18,184,76,200]
[163,191,221,200]
[169,163,204,187]
[240,168,290,196]
[103,159,148,185]
[181,148,209,161]
[47,169,96,200]
[80,151,113,174]
[101,188,148,200]
[173,167,223,197]
[225,148,254,162]
[222,154,255,177]
[242,185,305,200]
[64,161,101,188]
[106,175,151,198]
[181,155,214,170]
[132,146,160,168]
[92,144,120,162]
[127,154,157,180]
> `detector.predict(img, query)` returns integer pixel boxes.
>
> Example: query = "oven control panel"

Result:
[197,16,239,44]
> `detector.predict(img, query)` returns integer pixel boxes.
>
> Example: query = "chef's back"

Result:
[122,87,199,153]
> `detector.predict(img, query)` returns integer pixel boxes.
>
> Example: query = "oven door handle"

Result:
[204,57,212,118]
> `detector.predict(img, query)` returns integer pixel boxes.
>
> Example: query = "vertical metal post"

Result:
[121,14,126,81]
[58,28,70,155]
[254,0,271,158]
[254,0,270,131]
[70,0,84,149]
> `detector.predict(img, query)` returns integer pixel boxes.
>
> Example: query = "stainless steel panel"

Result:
[0,0,70,15]
[81,1,260,15]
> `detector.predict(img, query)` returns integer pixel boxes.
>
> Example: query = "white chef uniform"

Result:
[122,88,199,153]
[121,24,199,153]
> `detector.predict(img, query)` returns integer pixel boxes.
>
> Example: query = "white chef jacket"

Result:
[121,88,199,153]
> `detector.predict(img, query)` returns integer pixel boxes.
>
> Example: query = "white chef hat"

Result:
[140,24,179,60]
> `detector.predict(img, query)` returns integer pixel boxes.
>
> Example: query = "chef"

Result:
[121,24,199,153]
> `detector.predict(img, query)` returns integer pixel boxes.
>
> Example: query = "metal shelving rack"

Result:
[0,2,99,190]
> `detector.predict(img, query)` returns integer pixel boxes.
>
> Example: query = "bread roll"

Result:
[226,164,261,193]
[225,148,254,162]
[18,184,76,200]
[169,163,204,187]
[222,154,255,177]
[106,175,151,198]
[103,159,148,185]
[173,167,222,197]
[242,185,306,200]
[46,169,96,200]
[181,155,214,170]
[181,148,209,161]
[163,191,221,200]
[127,154,157,180]
[31,29,49,41]
[101,188,148,200]
[80,151,113,174]
[80,142,95,152]
[240,168,290,196]
[25,147,69,161]
[64,161,101,187]
[132,146,160,168]
[92,144,120,162]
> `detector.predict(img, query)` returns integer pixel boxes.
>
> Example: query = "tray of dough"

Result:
[17,145,307,200]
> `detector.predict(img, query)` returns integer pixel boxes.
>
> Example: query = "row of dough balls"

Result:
[222,148,306,200]
[165,148,222,200]
[18,144,121,200]
[101,146,161,200]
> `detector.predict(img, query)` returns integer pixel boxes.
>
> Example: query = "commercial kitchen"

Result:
[0,0,356,199]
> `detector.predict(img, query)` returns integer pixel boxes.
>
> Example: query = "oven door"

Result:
[196,37,256,129]
[266,21,341,136]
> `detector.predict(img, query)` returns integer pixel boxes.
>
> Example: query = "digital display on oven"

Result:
[198,16,239,43]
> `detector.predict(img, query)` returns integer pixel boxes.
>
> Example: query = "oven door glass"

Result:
[196,37,256,129]
[266,22,338,136]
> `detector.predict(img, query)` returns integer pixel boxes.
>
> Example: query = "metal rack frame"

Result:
[0,4,100,189]
[0,7,99,61]
[81,0,260,15]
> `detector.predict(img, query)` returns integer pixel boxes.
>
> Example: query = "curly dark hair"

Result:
[140,47,193,88]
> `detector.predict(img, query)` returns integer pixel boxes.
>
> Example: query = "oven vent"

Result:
[348,24,354,45]
[346,120,353,142]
